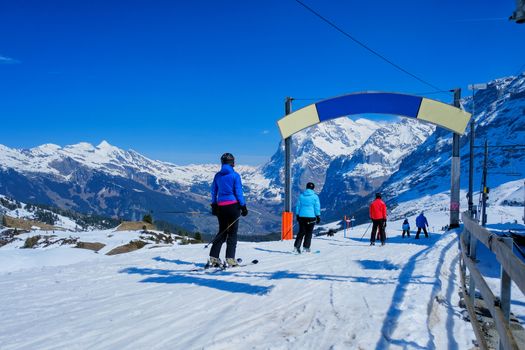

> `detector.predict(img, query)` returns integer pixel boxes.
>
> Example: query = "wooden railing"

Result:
[460,212,525,349]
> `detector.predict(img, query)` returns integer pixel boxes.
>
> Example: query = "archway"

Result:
[277,91,472,239]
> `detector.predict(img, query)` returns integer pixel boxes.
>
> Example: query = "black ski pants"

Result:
[294,217,315,249]
[415,226,428,239]
[402,229,410,238]
[370,219,386,244]
[210,203,240,259]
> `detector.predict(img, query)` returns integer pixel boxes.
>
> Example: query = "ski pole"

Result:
[204,216,242,249]
[162,211,208,215]
[248,208,265,216]
[282,221,298,241]
[360,222,373,241]
[281,219,317,241]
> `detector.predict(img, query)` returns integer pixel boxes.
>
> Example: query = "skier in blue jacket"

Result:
[294,182,321,254]
[415,212,429,239]
[402,218,410,238]
[208,153,248,267]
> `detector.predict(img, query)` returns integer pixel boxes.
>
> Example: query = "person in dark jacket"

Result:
[294,182,321,254]
[415,212,429,239]
[369,193,387,246]
[209,153,248,267]
[402,219,410,238]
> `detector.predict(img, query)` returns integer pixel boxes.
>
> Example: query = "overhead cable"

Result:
[294,0,448,93]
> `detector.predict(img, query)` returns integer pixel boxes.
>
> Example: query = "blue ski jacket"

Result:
[211,164,246,206]
[416,214,428,228]
[295,189,321,218]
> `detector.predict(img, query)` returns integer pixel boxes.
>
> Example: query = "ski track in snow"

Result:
[0,219,478,350]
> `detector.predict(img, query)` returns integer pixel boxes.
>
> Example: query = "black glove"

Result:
[211,203,218,216]
[241,205,248,217]
[296,215,300,222]
[316,215,321,224]
[383,221,387,228]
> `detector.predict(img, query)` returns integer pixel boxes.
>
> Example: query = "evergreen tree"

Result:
[143,213,153,224]
[194,232,202,241]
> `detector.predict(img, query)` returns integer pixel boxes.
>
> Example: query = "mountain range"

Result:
[0,73,523,234]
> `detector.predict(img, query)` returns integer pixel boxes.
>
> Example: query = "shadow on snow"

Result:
[374,233,459,350]
[357,260,400,271]
[120,266,273,296]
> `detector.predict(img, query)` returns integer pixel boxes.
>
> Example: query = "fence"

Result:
[460,212,525,349]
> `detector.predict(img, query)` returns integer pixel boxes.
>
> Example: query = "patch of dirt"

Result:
[3,215,61,231]
[75,241,105,252]
[116,221,156,231]
[106,240,148,255]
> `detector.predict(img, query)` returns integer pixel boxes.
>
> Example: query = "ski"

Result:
[293,250,320,254]
[234,258,259,267]
[190,258,258,272]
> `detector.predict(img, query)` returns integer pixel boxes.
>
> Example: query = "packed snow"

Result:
[0,211,478,350]
[2,184,525,349]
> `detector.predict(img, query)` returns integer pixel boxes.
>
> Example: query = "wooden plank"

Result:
[462,213,525,296]
[461,240,521,350]
[461,242,497,309]
[459,256,489,350]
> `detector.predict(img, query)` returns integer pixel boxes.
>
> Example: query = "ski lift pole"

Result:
[344,215,347,238]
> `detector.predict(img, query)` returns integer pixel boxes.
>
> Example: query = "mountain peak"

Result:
[97,140,113,149]
[31,143,62,153]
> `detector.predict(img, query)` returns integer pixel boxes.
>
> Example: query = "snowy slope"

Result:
[0,223,474,350]
[382,74,525,205]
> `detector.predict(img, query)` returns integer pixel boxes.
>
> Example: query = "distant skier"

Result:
[294,182,321,254]
[369,193,387,246]
[208,153,248,267]
[415,212,429,239]
[402,218,410,238]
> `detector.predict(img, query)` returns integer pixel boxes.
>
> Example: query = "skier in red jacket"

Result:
[369,193,387,246]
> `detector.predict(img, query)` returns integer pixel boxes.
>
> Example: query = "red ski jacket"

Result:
[369,199,387,220]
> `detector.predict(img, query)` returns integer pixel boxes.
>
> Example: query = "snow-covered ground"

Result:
[2,187,524,349]
[1,211,478,350]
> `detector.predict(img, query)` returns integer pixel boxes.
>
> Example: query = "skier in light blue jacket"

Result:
[294,182,321,254]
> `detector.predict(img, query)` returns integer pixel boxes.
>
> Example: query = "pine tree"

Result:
[194,232,202,242]
[143,213,153,224]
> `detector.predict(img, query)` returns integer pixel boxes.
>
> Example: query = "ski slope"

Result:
[0,215,477,350]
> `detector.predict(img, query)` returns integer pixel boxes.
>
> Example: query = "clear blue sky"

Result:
[0,1,523,165]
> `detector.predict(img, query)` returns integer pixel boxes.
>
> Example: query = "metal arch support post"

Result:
[468,117,475,217]
[284,97,292,213]
[450,88,461,228]
[282,97,294,240]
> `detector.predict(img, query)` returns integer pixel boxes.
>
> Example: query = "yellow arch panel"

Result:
[277,104,320,139]
[417,98,471,134]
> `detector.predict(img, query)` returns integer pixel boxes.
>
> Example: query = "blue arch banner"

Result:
[277,92,472,138]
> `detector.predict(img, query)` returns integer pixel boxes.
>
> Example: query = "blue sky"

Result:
[0,1,523,165]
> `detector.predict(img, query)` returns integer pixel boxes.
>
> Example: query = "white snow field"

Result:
[0,212,480,350]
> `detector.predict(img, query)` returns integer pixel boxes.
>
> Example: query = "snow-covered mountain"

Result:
[0,142,278,234]
[380,74,525,217]
[1,74,522,234]
[0,141,270,199]
[261,117,382,195]
[320,118,435,218]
